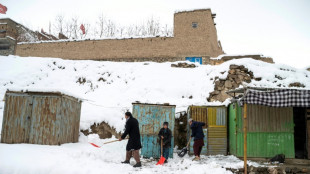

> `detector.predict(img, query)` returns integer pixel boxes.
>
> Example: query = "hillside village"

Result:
[0,4,310,174]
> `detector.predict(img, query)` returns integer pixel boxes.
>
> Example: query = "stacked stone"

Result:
[208,64,257,102]
[171,62,196,68]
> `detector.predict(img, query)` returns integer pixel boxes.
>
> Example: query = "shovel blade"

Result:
[177,147,188,157]
[156,156,166,165]
[89,143,100,148]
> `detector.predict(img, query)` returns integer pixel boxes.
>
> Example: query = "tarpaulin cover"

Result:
[241,89,310,107]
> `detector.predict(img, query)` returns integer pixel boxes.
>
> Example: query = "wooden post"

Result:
[244,103,247,173]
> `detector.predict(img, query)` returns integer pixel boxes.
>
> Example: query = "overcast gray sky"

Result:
[1,0,309,68]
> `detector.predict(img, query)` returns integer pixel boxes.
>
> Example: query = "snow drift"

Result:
[0,55,309,133]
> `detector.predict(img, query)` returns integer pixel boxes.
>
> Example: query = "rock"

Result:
[230,65,239,69]
[225,80,233,88]
[232,82,239,88]
[81,121,121,139]
[289,82,305,88]
[229,69,236,74]
[268,167,278,174]
[235,78,242,84]
[215,81,221,86]
[254,77,262,81]
[238,75,244,80]
[189,95,193,99]
[285,167,291,173]
[275,75,283,80]
[210,91,220,95]
[171,62,196,68]
[216,86,224,90]
[228,74,237,79]
[301,168,308,173]
[291,167,301,173]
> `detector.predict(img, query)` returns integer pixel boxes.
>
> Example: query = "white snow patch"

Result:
[0,55,309,134]
[0,134,263,174]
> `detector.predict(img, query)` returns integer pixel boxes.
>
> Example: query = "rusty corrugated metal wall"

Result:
[1,91,81,145]
[187,106,227,155]
[132,103,175,158]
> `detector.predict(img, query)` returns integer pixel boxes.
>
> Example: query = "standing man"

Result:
[188,118,205,161]
[119,112,142,167]
[158,122,172,163]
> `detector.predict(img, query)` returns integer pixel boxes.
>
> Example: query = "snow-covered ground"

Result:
[0,134,262,174]
[0,55,309,173]
[0,55,310,133]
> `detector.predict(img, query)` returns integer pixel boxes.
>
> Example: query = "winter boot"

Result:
[192,156,200,161]
[121,160,130,164]
[133,162,142,167]
[164,160,168,163]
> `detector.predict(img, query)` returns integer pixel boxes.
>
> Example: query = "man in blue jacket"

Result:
[189,118,205,161]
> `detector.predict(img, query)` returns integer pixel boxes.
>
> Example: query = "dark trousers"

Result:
[160,147,170,159]
[193,139,204,157]
[126,149,140,163]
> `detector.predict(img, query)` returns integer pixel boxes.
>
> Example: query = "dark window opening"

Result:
[294,107,307,159]
[192,22,198,28]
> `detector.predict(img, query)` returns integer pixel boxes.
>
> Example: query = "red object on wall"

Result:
[0,3,7,14]
[80,24,85,35]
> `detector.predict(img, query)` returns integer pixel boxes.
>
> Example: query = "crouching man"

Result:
[119,112,142,167]
[158,122,172,163]
[188,118,205,161]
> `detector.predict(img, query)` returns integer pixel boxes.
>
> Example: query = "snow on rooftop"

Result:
[6,87,84,100]
[17,35,174,44]
[0,55,309,133]
[175,8,211,13]
[210,54,267,60]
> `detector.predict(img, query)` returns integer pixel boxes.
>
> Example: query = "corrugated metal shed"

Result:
[132,103,175,158]
[307,108,310,159]
[187,105,227,155]
[228,102,295,158]
[1,90,82,145]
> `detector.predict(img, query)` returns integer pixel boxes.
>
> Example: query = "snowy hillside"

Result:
[0,55,310,133]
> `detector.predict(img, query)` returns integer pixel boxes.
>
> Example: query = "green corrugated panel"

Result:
[229,102,295,158]
[228,104,237,156]
[235,132,295,158]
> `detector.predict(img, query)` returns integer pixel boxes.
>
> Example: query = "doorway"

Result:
[293,107,307,159]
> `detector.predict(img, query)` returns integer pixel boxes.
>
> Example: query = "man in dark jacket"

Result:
[158,122,172,163]
[119,112,142,167]
[189,118,205,161]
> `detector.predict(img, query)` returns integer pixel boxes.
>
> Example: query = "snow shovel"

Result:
[177,137,192,157]
[90,138,127,148]
[156,139,166,165]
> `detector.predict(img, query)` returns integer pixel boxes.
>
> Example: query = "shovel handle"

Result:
[186,136,192,148]
[161,138,163,156]
[103,138,129,145]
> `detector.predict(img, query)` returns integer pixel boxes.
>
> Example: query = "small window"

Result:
[192,22,198,28]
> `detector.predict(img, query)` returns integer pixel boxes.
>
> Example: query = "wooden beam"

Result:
[244,103,247,173]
